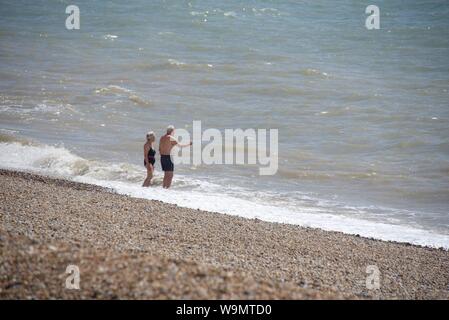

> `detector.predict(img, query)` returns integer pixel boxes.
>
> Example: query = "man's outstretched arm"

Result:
[170,136,192,148]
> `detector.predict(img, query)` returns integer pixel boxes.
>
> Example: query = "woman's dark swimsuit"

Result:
[144,147,156,166]
[161,154,174,172]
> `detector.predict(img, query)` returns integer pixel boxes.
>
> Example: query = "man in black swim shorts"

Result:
[159,125,192,188]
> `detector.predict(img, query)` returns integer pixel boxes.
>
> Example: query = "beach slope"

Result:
[1,170,448,299]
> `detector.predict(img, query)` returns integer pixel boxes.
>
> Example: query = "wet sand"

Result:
[1,169,448,299]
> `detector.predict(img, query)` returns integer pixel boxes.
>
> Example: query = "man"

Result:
[159,125,192,188]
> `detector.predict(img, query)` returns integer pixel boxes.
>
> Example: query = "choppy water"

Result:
[1,0,449,247]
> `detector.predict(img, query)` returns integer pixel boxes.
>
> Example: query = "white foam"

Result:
[224,11,237,18]
[1,141,448,249]
[104,34,118,40]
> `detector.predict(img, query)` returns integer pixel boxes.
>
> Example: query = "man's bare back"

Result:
[159,134,177,156]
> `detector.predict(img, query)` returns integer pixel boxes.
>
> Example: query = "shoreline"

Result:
[1,169,448,299]
[2,167,447,252]
[1,137,448,249]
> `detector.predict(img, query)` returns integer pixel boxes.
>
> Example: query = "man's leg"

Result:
[163,171,168,188]
[165,171,174,188]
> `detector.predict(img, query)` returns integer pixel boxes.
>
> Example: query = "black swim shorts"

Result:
[161,155,174,172]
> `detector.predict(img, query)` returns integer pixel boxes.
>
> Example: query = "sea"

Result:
[1,0,449,248]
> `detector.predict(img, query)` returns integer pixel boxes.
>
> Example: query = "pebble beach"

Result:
[1,169,448,299]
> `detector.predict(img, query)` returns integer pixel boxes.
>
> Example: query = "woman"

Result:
[142,131,156,187]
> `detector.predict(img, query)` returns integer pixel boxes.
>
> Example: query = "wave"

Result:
[0,101,67,115]
[300,68,330,78]
[104,34,118,41]
[252,8,283,17]
[0,132,35,145]
[0,139,448,249]
[134,59,214,73]
[95,85,131,95]
[157,31,175,36]
[167,59,213,70]
[277,167,408,184]
[190,10,210,17]
[223,11,237,18]
[189,7,284,19]
[94,85,151,106]
[128,94,151,106]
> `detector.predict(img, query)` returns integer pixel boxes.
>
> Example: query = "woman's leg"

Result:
[142,164,153,187]
[147,164,154,185]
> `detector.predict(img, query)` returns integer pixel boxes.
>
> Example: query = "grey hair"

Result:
[166,125,175,134]
[146,131,155,139]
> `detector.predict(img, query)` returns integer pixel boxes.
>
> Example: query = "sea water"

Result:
[1,0,449,248]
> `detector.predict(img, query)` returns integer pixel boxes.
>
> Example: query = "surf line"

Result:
[172,120,278,176]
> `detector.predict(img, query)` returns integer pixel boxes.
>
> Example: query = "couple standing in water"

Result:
[142,125,192,188]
